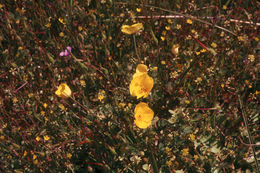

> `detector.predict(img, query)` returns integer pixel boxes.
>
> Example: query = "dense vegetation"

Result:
[0,1,259,172]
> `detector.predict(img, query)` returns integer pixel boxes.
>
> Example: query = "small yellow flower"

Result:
[13,97,18,103]
[200,49,206,53]
[195,77,202,83]
[121,23,143,35]
[161,61,166,65]
[189,134,195,141]
[167,19,173,24]
[229,150,234,155]
[223,5,227,10]
[43,103,48,108]
[33,154,37,160]
[195,51,200,55]
[152,67,158,71]
[134,102,154,129]
[220,32,224,37]
[211,42,217,48]
[118,102,126,108]
[0,4,3,9]
[194,155,199,160]
[59,32,64,37]
[254,37,259,41]
[237,36,244,41]
[186,19,193,24]
[165,146,171,154]
[176,24,181,29]
[160,36,165,41]
[166,160,172,166]
[58,18,66,24]
[182,148,189,156]
[36,136,41,141]
[248,55,255,62]
[44,135,50,141]
[136,8,141,12]
[185,100,190,104]
[45,22,51,28]
[170,71,178,79]
[67,153,72,159]
[98,95,104,101]
[55,83,72,98]
[119,13,125,18]
[78,26,83,31]
[80,80,86,87]
[18,46,23,50]
[40,111,45,116]
[221,84,225,88]
[256,91,259,95]
[165,26,170,30]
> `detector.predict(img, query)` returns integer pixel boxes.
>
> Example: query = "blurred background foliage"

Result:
[0,0,259,172]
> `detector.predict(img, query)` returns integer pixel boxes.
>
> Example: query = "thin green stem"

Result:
[133,35,141,61]
[149,150,159,173]
[69,96,89,113]
[237,93,259,172]
[146,129,159,173]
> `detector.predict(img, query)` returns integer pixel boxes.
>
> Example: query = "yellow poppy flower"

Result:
[129,73,153,99]
[44,135,50,141]
[55,83,72,98]
[135,119,152,129]
[136,64,147,73]
[134,102,154,129]
[121,23,143,35]
[133,64,148,78]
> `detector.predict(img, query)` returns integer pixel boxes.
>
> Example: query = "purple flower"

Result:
[243,57,248,65]
[59,46,72,56]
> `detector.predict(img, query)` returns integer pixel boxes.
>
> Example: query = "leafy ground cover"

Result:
[0,0,259,172]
